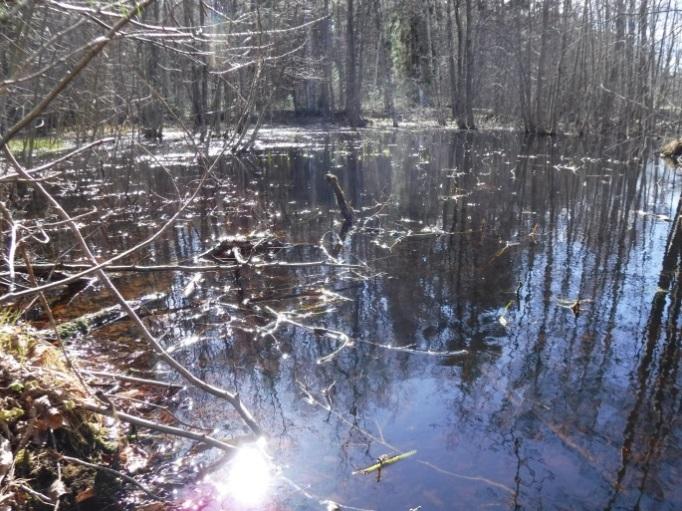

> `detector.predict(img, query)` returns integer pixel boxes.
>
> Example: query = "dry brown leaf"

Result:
[136,502,166,511]
[116,388,145,400]
[32,395,64,431]
[156,409,176,425]
[75,487,96,503]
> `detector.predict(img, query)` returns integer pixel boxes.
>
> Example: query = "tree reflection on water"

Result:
[50,130,681,509]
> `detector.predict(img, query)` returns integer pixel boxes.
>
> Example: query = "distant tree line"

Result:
[1,0,680,149]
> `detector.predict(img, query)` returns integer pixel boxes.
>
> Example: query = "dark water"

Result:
[24,129,682,510]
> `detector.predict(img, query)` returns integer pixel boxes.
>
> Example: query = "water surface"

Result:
[27,129,682,510]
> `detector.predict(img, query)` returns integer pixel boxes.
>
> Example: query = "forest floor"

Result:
[0,320,174,511]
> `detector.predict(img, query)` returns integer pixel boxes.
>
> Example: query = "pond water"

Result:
[26,129,682,510]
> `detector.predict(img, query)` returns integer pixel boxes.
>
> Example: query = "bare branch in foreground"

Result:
[0,0,155,147]
[82,370,183,390]
[79,401,238,452]
[3,147,262,436]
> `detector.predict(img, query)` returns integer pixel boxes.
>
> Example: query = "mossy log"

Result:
[51,292,166,339]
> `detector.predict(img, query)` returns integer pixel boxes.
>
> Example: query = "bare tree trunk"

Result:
[140,0,163,140]
[198,2,209,141]
[425,0,446,125]
[622,0,637,135]
[446,0,458,122]
[463,0,475,129]
[534,0,550,134]
[637,0,649,132]
[183,0,207,139]
[345,0,362,127]
[453,0,467,128]
[516,6,534,133]
[548,0,571,134]
[319,0,333,117]
[377,0,397,126]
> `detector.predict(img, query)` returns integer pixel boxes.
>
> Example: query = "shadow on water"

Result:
[24,129,682,509]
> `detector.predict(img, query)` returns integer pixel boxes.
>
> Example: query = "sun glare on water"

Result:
[209,437,273,508]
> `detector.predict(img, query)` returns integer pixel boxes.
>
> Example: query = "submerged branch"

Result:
[265,307,469,361]
[79,401,238,452]
[2,250,364,302]
[82,370,183,390]
[352,450,417,475]
[7,260,362,275]
[46,292,167,339]
[297,381,514,495]
[325,173,354,223]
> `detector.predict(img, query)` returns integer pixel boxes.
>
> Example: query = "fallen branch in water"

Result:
[0,156,223,305]
[195,234,282,262]
[264,307,468,362]
[43,292,167,339]
[6,260,363,274]
[79,401,238,452]
[297,381,514,495]
[356,339,468,357]
[82,370,184,390]
[325,173,354,223]
[352,449,417,476]
[264,306,353,364]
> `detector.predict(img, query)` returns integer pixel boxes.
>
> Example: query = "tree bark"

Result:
[345,0,362,127]
[463,0,475,129]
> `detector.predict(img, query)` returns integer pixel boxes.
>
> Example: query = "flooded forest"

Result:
[1,1,682,510]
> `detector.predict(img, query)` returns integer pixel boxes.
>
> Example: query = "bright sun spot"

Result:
[211,437,273,508]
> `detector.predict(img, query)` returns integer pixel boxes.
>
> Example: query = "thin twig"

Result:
[83,370,183,390]
[0,1,154,147]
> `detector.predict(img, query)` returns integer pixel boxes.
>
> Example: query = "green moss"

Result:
[14,448,30,473]
[0,322,125,509]
[88,422,119,453]
[56,317,89,339]
[0,308,19,325]
[0,406,24,423]
[7,137,65,155]
[9,381,24,393]
[0,324,35,361]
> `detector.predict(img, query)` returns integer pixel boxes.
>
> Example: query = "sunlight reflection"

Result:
[208,437,273,508]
